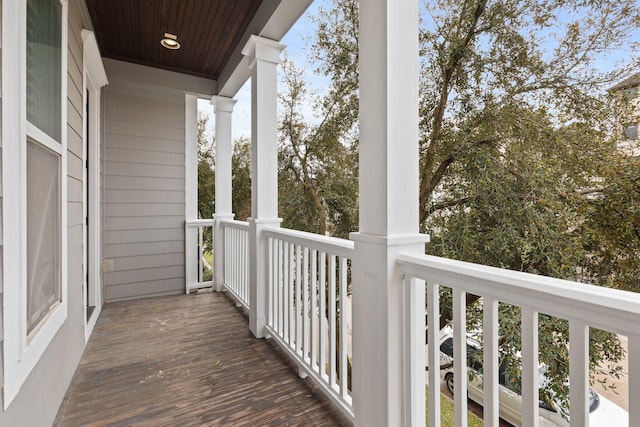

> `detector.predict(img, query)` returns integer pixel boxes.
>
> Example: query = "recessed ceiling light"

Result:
[161,33,180,50]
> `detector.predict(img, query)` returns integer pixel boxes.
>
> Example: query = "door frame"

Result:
[81,30,108,341]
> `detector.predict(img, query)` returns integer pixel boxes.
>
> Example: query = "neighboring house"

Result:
[611,73,640,157]
[2,1,640,427]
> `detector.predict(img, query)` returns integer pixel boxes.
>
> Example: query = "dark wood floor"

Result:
[54,292,344,427]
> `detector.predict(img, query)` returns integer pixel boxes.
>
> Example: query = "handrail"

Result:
[263,227,354,259]
[219,218,249,230]
[397,252,640,336]
[185,218,216,227]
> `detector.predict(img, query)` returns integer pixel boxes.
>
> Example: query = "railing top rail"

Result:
[185,219,216,227]
[263,226,354,258]
[397,252,640,336]
[219,219,250,230]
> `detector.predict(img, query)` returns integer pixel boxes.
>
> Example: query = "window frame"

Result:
[2,0,68,409]
[624,123,638,140]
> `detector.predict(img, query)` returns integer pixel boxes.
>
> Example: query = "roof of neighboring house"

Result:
[610,73,640,91]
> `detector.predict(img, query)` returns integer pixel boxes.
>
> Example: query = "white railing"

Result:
[398,253,640,427]
[263,227,355,422]
[221,220,250,310]
[185,219,215,293]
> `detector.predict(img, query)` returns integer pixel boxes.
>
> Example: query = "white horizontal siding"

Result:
[103,88,185,301]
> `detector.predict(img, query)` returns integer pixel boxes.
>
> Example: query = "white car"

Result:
[438,331,628,426]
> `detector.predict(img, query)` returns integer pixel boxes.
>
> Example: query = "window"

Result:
[623,86,638,99]
[625,123,637,140]
[26,0,63,337]
[2,0,67,408]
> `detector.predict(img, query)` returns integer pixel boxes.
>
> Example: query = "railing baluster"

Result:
[427,282,440,427]
[288,242,294,347]
[320,251,327,380]
[452,288,467,427]
[296,244,302,355]
[280,239,285,336]
[267,237,274,327]
[329,255,337,389]
[339,256,348,398]
[483,297,499,427]
[284,241,290,343]
[569,320,589,427]
[406,276,425,425]
[303,247,310,363]
[521,307,539,427]
[276,239,282,335]
[311,249,318,373]
[630,334,640,427]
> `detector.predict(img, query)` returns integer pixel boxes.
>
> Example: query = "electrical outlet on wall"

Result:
[101,259,114,273]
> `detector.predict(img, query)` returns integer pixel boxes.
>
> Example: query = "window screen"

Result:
[26,141,61,334]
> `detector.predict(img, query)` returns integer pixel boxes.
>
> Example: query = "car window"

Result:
[439,337,483,371]
[499,364,522,393]
[440,338,454,357]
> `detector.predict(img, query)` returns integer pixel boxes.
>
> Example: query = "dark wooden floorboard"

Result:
[54,292,344,427]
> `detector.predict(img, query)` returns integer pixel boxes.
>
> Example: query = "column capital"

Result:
[241,35,286,65]
[210,95,237,113]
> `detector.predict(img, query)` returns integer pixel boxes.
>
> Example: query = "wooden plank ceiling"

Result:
[85,0,264,80]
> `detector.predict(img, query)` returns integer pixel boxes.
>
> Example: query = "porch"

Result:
[54,291,344,427]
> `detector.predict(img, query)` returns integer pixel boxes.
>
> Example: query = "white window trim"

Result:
[2,0,68,409]
[81,29,107,342]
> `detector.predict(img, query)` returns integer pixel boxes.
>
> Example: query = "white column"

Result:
[211,96,237,292]
[242,35,285,338]
[349,1,427,426]
[185,94,199,292]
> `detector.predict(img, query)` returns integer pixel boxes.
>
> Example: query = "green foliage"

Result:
[277,0,359,238]
[231,137,252,221]
[583,156,640,292]
[197,112,215,252]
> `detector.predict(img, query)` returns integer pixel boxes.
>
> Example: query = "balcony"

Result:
[55,219,638,426]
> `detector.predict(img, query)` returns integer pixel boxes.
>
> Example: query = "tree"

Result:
[277,0,359,238]
[231,137,252,221]
[416,0,638,404]
[197,112,216,256]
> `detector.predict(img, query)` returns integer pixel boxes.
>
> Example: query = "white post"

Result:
[242,35,285,338]
[211,96,237,292]
[350,1,426,426]
[185,94,198,292]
